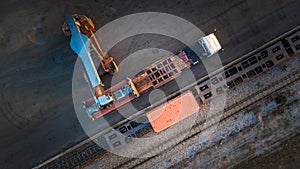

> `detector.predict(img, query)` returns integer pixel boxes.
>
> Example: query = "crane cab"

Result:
[62,14,95,38]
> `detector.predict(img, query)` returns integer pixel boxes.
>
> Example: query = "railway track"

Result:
[37,26,300,169]
[115,70,300,169]
[41,65,299,169]
[43,142,105,169]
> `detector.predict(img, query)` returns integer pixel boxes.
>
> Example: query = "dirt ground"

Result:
[0,0,299,168]
[233,134,300,169]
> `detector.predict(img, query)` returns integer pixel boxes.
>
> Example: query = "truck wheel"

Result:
[106,103,113,108]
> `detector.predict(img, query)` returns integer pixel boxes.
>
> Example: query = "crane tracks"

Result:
[0,83,30,129]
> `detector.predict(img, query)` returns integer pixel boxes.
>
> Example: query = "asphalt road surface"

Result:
[0,0,299,168]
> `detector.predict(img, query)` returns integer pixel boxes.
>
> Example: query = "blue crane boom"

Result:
[66,15,102,88]
[65,14,113,107]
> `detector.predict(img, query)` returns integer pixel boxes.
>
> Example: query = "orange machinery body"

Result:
[146,91,199,133]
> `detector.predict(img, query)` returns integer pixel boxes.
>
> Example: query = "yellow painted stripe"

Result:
[112,61,119,72]
[127,78,140,97]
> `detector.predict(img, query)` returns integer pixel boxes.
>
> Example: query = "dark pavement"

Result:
[0,0,299,168]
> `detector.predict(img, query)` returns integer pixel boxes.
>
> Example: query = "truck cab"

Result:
[198,33,222,58]
[184,33,222,64]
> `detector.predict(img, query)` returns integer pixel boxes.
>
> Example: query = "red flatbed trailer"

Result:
[132,52,190,93]
[83,80,138,120]
[131,71,153,94]
[84,52,191,120]
[91,94,136,119]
